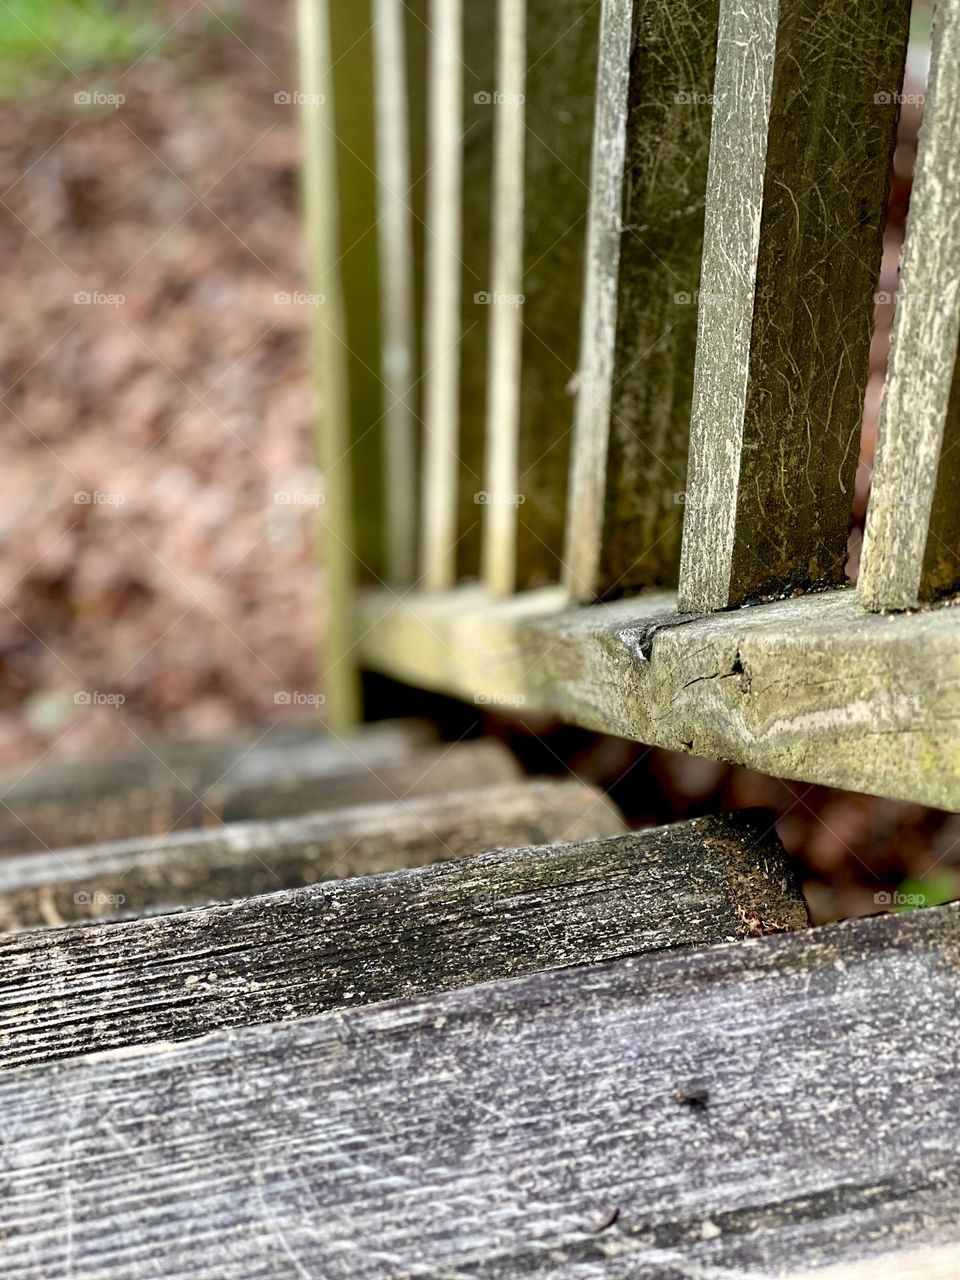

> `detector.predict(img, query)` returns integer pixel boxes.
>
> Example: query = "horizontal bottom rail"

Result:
[358,585,960,810]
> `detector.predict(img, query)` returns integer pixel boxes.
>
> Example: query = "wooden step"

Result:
[0,811,804,1070]
[0,727,518,855]
[0,777,626,930]
[3,901,958,1279]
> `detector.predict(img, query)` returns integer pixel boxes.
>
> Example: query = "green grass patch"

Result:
[0,0,163,83]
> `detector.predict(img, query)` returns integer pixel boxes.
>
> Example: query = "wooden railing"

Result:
[297,0,960,809]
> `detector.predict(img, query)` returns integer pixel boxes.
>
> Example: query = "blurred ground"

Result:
[0,0,319,763]
[0,0,955,922]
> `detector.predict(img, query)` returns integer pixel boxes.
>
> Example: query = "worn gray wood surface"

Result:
[8,904,960,1278]
[678,0,910,611]
[860,0,960,610]
[0,812,804,1070]
[359,583,960,808]
[484,0,601,591]
[566,0,719,601]
[0,733,519,855]
[0,778,625,930]
[456,0,497,580]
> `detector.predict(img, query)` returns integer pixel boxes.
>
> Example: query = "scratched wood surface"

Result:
[7,904,960,1278]
[0,731,519,855]
[0,778,625,930]
[359,583,960,809]
[566,0,719,601]
[860,0,960,610]
[678,0,910,611]
[0,812,804,1070]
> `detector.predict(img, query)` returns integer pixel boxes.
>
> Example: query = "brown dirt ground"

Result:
[0,0,320,765]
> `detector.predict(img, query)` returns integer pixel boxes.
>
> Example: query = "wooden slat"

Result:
[455,0,498,579]
[565,0,719,601]
[321,0,385,586]
[0,736,519,855]
[9,905,960,1278]
[0,812,804,1070]
[297,0,361,725]
[860,0,960,610]
[358,583,960,809]
[0,779,625,930]
[677,0,910,612]
[420,0,464,588]
[481,0,525,592]
[373,0,419,584]
[483,0,602,592]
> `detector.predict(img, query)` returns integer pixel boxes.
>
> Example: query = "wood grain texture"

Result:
[7,904,960,1279]
[359,583,960,808]
[678,0,910,612]
[455,0,497,580]
[0,779,625,930]
[0,811,804,1070]
[860,0,960,610]
[0,733,519,855]
[566,0,719,601]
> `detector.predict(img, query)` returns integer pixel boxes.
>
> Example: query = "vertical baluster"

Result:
[483,0,603,593]
[482,0,526,594]
[374,0,418,585]
[860,0,960,610]
[420,0,464,590]
[456,3,499,580]
[565,0,720,602]
[323,0,385,585]
[297,0,361,726]
[677,0,910,613]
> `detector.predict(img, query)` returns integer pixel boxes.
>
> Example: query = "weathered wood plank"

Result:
[297,0,361,725]
[420,0,464,588]
[455,0,497,580]
[0,812,803,1070]
[0,735,519,855]
[483,0,602,592]
[860,0,960,610]
[0,779,625,930]
[565,0,719,601]
[358,583,960,809]
[8,905,960,1278]
[678,0,910,611]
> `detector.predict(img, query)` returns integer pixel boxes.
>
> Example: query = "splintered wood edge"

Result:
[357,584,960,809]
